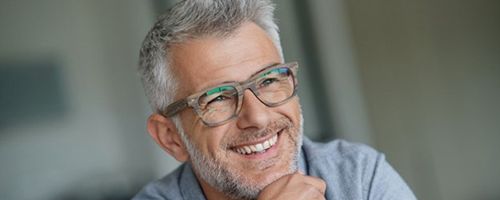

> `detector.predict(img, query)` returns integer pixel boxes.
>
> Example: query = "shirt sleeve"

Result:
[367,153,417,200]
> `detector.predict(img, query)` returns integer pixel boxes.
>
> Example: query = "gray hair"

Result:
[138,0,283,116]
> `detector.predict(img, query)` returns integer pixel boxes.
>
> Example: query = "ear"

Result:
[147,114,189,162]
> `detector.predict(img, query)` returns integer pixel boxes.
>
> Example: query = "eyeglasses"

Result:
[164,62,299,127]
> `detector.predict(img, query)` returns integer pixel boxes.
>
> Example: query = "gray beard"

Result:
[177,115,304,200]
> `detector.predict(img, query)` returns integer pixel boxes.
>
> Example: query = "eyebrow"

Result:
[206,85,234,95]
[197,62,283,96]
[207,62,281,87]
[251,62,281,78]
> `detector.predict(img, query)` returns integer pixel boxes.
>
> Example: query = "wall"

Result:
[346,0,500,199]
[0,1,164,199]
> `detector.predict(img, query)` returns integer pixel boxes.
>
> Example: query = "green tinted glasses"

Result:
[164,62,299,126]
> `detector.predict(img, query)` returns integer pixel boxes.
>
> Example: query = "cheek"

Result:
[278,98,301,125]
[189,122,234,158]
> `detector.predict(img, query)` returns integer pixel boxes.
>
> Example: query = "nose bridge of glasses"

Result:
[239,78,260,96]
[240,89,270,116]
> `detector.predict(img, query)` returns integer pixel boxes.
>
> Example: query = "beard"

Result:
[176,114,304,200]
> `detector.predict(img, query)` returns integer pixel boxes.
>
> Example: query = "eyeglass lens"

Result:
[197,67,295,124]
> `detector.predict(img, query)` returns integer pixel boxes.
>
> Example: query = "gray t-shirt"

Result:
[133,137,417,199]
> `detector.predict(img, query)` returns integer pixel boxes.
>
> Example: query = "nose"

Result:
[236,89,271,130]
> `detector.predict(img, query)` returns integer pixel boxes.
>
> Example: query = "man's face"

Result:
[170,22,302,198]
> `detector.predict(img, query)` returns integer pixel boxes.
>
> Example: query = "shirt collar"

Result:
[180,163,206,200]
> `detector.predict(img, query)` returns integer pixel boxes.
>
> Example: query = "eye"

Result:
[260,78,279,87]
[207,95,231,105]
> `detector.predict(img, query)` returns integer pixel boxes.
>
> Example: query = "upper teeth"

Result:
[234,135,278,155]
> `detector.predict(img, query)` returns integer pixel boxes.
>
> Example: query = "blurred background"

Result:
[0,0,499,199]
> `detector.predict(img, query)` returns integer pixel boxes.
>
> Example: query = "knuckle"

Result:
[305,189,324,200]
[288,173,302,182]
[319,179,327,189]
[310,189,325,200]
[304,184,318,192]
[311,177,327,190]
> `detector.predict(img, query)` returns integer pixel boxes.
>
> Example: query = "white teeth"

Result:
[255,144,264,152]
[234,134,279,155]
[244,146,252,154]
[263,141,270,149]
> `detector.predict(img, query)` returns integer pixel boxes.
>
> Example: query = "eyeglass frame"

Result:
[163,62,299,127]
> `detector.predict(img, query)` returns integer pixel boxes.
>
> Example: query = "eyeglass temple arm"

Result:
[165,99,188,117]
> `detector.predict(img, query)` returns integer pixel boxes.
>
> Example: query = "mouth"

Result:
[230,129,283,158]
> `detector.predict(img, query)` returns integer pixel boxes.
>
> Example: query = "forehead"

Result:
[169,22,282,99]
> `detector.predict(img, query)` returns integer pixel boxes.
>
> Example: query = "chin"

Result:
[235,153,297,191]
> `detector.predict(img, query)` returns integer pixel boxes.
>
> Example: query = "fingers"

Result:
[258,172,326,200]
[291,172,327,194]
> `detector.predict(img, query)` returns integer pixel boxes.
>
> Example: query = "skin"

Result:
[147,22,326,200]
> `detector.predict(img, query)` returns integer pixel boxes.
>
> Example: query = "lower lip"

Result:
[234,130,283,160]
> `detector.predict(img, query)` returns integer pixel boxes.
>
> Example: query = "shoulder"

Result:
[302,138,382,186]
[302,138,381,167]
[301,138,382,198]
[132,165,185,200]
[301,138,416,199]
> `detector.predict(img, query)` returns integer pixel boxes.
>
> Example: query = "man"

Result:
[134,0,416,199]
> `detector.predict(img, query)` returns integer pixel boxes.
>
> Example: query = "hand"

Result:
[257,172,326,200]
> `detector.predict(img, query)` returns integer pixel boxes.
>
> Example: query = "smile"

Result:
[233,133,279,155]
